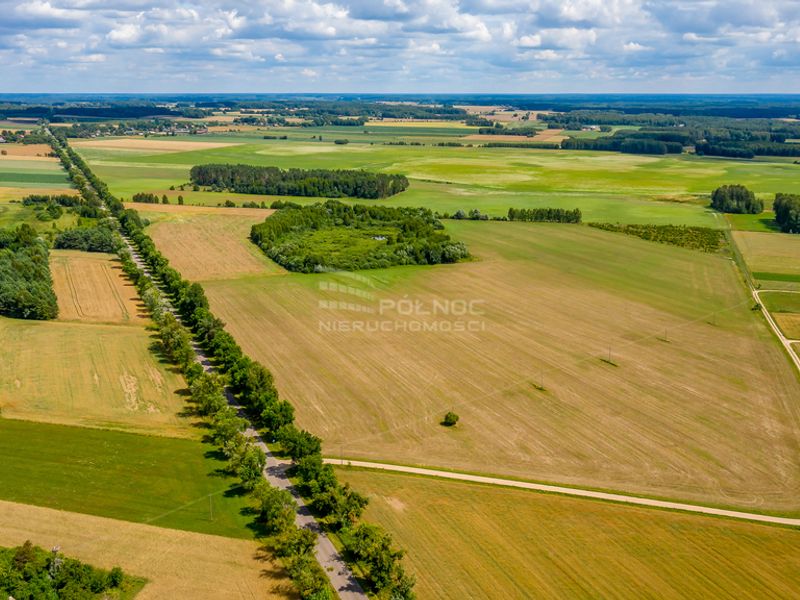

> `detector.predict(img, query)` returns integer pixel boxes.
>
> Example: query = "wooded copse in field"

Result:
[0,224,58,320]
[54,134,415,600]
[189,163,410,199]
[54,223,122,253]
[587,223,726,253]
[507,207,582,223]
[711,185,763,214]
[0,540,136,599]
[250,200,469,273]
[773,194,800,233]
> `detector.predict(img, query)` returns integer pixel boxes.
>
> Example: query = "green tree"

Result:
[711,185,763,214]
[252,480,295,534]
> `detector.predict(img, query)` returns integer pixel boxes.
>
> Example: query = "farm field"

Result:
[134,203,283,281]
[0,500,293,599]
[73,132,800,226]
[335,468,800,600]
[199,221,800,511]
[774,314,800,339]
[0,316,191,437]
[0,418,253,539]
[51,249,147,325]
[734,231,800,277]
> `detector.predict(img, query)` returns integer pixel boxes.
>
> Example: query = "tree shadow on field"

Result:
[147,336,184,375]
[254,546,296,594]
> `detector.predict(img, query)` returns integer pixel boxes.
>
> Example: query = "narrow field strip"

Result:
[325,459,800,527]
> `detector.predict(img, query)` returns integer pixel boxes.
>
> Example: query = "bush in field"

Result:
[441,411,459,427]
[711,185,763,214]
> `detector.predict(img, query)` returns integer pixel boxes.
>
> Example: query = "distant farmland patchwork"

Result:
[60,125,800,598]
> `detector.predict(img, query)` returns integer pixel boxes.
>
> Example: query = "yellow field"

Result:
[0,317,192,438]
[733,230,800,275]
[197,222,800,510]
[335,468,800,600]
[0,143,56,160]
[0,500,294,600]
[51,250,147,325]
[136,204,284,281]
[0,186,78,201]
[774,313,800,339]
[72,137,240,152]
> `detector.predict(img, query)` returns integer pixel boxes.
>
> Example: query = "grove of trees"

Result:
[774,193,800,233]
[0,224,58,320]
[250,200,469,273]
[0,540,129,598]
[710,185,763,214]
[507,207,582,223]
[189,164,409,199]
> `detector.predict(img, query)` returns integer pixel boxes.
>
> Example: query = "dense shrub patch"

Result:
[588,223,726,253]
[190,164,409,199]
[0,540,133,599]
[54,224,122,253]
[251,200,469,273]
[0,224,58,320]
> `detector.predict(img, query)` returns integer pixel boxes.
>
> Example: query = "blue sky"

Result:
[1,0,799,93]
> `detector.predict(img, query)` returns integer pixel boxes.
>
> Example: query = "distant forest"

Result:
[190,164,409,199]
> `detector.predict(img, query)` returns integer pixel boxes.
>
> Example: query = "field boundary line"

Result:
[325,459,800,528]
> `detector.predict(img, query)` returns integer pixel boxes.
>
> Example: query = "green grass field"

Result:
[0,160,70,188]
[335,467,800,600]
[0,418,253,539]
[760,292,800,313]
[72,130,800,227]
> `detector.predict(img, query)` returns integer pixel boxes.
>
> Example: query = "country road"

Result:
[753,289,800,374]
[121,235,367,599]
[324,459,800,528]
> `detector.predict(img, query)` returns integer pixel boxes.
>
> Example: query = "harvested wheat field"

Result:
[136,204,284,281]
[0,500,294,600]
[0,317,191,438]
[72,137,241,152]
[0,143,56,160]
[0,186,78,201]
[336,468,800,600]
[733,230,800,276]
[201,222,800,511]
[51,250,147,325]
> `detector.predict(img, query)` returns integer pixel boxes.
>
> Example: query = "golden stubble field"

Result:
[1,251,191,437]
[135,203,284,281]
[0,500,294,600]
[336,468,800,600]
[51,250,147,325]
[72,137,241,152]
[197,222,800,511]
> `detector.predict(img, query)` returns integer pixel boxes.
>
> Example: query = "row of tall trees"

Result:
[189,164,409,199]
[507,207,582,223]
[57,136,415,599]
